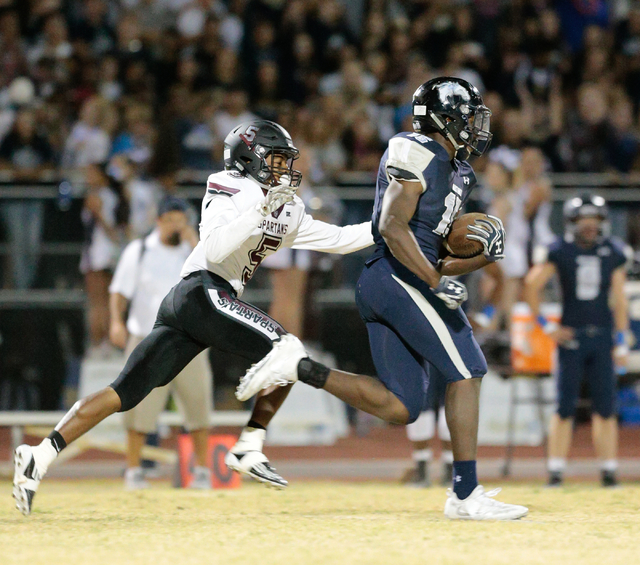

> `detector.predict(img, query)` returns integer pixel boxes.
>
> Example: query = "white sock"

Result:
[602,459,618,472]
[232,427,266,453]
[31,438,58,474]
[406,411,435,442]
[441,450,454,464]
[547,457,566,473]
[412,448,433,462]
[437,408,451,442]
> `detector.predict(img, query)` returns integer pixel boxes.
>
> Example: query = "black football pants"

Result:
[111,270,285,412]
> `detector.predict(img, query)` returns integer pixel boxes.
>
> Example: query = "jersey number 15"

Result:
[434,184,463,237]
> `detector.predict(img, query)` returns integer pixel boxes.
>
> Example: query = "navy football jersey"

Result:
[368,131,477,266]
[543,237,628,328]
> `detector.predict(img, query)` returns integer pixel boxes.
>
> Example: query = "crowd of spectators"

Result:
[0,0,639,183]
[4,0,640,406]
[1,0,640,292]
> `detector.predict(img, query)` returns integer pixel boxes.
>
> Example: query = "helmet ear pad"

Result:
[416,110,468,154]
[413,115,470,159]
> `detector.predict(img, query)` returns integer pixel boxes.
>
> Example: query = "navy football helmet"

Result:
[224,120,302,188]
[412,77,492,158]
[563,193,610,239]
[563,193,609,222]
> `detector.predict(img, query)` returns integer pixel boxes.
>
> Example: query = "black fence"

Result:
[2,173,640,410]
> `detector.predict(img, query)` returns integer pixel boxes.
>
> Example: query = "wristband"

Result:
[616,331,627,347]
[473,304,496,329]
[482,305,496,320]
[537,315,559,335]
[614,344,629,356]
[614,342,628,377]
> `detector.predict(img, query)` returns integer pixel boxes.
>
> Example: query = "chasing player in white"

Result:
[13,120,373,515]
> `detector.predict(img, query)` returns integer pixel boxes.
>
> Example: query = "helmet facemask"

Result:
[462,105,492,156]
[247,144,302,188]
[427,103,493,158]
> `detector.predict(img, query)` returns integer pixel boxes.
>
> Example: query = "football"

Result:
[444,212,487,258]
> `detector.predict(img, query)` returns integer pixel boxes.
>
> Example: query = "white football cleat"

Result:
[444,486,528,520]
[225,450,288,489]
[124,467,150,490]
[235,334,307,401]
[13,445,44,516]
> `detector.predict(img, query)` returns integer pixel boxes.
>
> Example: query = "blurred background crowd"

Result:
[3,0,640,411]
[0,0,639,181]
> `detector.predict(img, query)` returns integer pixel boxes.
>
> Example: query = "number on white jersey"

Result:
[433,184,463,236]
[576,255,601,300]
[242,234,282,285]
[408,132,433,144]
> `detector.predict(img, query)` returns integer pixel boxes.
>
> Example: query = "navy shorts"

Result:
[556,327,616,419]
[356,257,487,423]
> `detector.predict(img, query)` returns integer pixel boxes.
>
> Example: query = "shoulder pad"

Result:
[609,237,633,262]
[206,171,243,197]
[536,237,562,264]
[549,237,563,250]
[399,132,449,158]
[386,135,442,191]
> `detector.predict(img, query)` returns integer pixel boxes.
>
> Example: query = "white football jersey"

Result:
[181,170,374,295]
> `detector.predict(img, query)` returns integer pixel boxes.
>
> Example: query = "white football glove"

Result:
[431,276,468,309]
[467,215,506,262]
[256,175,296,217]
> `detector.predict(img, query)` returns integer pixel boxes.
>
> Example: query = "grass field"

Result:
[2,479,640,565]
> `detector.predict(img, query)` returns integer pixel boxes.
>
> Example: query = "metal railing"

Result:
[1,172,640,309]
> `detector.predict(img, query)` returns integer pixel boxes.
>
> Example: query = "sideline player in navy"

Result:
[238,77,528,520]
[525,195,630,487]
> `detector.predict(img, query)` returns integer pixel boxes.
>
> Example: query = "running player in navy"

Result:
[238,77,528,520]
[525,195,630,487]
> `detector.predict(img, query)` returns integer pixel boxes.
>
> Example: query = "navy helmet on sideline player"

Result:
[412,77,492,159]
[224,120,302,189]
[563,193,610,243]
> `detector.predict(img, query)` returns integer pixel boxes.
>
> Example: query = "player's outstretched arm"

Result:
[378,178,441,288]
[288,214,374,254]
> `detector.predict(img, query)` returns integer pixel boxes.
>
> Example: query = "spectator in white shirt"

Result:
[109,196,213,490]
[62,96,114,169]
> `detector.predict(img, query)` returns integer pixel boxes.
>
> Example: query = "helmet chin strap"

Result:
[245,169,295,192]
[429,112,465,153]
